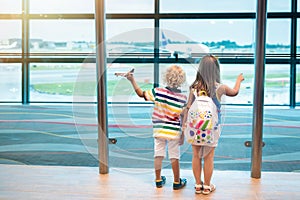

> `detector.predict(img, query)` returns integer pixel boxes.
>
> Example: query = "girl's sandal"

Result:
[194,183,203,194]
[202,183,216,195]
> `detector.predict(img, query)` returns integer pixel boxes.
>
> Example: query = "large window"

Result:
[0,0,299,106]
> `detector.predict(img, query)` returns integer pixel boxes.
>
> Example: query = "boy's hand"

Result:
[114,68,135,81]
[125,71,134,81]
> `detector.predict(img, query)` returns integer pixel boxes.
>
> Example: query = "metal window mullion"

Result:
[290,0,297,108]
[154,0,160,88]
[22,0,29,104]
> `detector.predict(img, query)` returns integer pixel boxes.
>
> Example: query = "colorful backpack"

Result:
[184,90,220,146]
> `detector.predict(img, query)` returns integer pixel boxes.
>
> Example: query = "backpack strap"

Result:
[198,90,208,96]
[193,89,208,97]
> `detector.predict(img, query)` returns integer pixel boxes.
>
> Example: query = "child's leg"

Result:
[192,145,202,185]
[168,139,181,183]
[154,138,166,181]
[170,158,180,182]
[203,147,215,186]
[154,156,164,180]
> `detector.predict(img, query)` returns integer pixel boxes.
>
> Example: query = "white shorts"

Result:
[154,137,180,159]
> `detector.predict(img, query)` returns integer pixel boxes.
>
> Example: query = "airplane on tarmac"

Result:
[160,31,211,58]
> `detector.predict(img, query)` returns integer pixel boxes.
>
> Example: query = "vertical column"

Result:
[22,0,29,104]
[95,0,109,174]
[251,0,267,178]
[290,0,297,108]
[154,0,160,88]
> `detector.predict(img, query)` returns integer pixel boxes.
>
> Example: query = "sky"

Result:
[0,0,298,46]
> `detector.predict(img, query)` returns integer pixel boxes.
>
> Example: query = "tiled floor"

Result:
[1,164,300,200]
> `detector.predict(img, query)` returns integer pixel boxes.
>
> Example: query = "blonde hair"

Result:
[163,65,186,88]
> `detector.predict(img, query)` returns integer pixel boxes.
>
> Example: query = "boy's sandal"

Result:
[202,183,216,195]
[173,178,187,190]
[155,176,166,188]
[194,183,203,194]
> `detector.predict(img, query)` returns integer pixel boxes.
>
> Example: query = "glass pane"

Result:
[30,0,94,14]
[297,19,300,54]
[221,64,254,105]
[107,20,155,57]
[108,63,154,103]
[105,0,154,13]
[160,19,255,57]
[0,63,22,102]
[268,0,291,12]
[30,63,96,102]
[266,19,291,55]
[29,20,95,54]
[297,65,300,105]
[262,108,300,171]
[265,64,290,105]
[160,0,256,13]
[159,63,254,105]
[0,0,22,14]
[0,20,22,54]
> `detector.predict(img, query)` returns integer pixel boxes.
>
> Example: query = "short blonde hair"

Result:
[163,65,186,88]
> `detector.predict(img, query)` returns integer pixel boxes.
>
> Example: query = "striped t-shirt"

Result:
[144,87,187,140]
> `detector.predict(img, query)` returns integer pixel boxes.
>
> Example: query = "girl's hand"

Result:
[237,73,245,82]
[179,133,184,145]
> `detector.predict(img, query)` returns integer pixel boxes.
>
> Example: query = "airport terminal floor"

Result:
[0,104,300,199]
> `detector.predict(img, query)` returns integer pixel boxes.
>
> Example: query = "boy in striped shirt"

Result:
[124,65,187,190]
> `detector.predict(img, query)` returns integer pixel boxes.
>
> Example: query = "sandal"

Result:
[194,183,203,194]
[155,176,166,188]
[202,183,216,195]
[173,178,187,190]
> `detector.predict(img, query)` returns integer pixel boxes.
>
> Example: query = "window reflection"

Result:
[0,63,21,102]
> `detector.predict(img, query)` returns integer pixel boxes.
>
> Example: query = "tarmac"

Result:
[0,104,299,172]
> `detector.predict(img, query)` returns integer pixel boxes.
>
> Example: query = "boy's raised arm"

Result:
[125,73,145,98]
